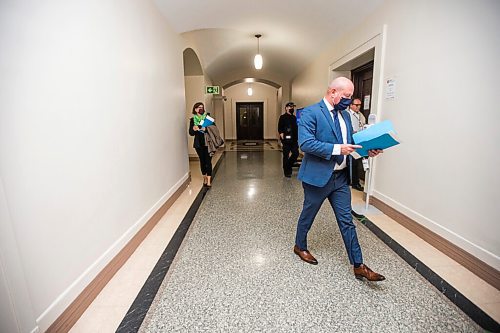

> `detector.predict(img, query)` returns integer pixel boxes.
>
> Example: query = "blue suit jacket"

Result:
[297,100,354,187]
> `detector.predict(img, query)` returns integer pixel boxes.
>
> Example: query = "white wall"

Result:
[0,0,188,331]
[212,97,226,141]
[223,82,279,140]
[276,87,283,138]
[292,0,500,269]
[0,176,37,333]
[0,260,19,333]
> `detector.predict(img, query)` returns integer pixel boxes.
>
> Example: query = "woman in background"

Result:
[189,102,213,187]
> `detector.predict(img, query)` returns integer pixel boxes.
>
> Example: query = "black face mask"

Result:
[288,108,295,114]
[334,97,352,111]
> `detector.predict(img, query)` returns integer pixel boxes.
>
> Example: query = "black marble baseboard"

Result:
[353,212,500,333]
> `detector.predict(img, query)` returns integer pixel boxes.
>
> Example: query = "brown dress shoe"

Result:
[353,264,385,281]
[293,245,318,265]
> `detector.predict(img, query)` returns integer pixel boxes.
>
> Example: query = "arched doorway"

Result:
[222,79,282,142]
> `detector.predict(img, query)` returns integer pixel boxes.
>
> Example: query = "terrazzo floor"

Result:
[139,151,482,333]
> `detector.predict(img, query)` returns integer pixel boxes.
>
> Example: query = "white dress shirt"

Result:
[322,98,347,170]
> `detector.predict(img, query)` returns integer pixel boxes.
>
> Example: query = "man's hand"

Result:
[279,133,284,140]
[193,125,200,131]
[368,149,383,157]
[340,144,362,155]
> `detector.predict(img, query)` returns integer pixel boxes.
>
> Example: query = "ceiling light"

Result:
[254,34,263,70]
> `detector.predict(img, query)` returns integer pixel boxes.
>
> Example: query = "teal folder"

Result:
[200,115,215,127]
[352,120,400,158]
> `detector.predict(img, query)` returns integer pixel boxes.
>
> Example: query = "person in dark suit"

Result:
[189,102,213,187]
[278,102,299,177]
[293,77,385,281]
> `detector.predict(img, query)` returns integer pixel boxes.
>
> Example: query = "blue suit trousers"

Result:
[295,169,363,265]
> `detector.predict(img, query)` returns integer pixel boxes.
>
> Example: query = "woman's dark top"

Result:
[189,117,206,149]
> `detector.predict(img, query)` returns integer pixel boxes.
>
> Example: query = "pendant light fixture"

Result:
[254,34,263,70]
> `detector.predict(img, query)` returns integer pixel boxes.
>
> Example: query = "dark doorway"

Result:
[236,102,264,140]
[352,61,373,121]
[352,61,373,183]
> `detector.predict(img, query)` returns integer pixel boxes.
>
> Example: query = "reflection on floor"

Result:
[225,139,280,151]
[71,149,500,332]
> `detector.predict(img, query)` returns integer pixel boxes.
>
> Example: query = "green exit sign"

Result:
[205,86,220,94]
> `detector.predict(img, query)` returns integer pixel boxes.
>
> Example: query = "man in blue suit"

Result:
[293,77,385,281]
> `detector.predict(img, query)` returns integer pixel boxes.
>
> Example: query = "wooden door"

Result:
[236,102,264,140]
[352,61,373,121]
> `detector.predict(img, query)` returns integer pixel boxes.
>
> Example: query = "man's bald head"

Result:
[325,77,354,107]
[328,77,354,92]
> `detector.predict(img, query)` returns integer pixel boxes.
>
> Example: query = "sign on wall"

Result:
[385,79,396,100]
[363,95,371,110]
[205,86,220,94]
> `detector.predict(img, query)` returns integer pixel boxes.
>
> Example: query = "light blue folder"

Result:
[352,120,400,158]
[200,115,215,127]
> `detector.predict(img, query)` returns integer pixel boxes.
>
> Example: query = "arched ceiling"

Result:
[155,0,385,86]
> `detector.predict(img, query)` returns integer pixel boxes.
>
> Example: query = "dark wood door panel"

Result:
[236,102,264,140]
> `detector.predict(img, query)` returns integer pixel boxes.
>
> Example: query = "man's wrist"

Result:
[332,144,341,155]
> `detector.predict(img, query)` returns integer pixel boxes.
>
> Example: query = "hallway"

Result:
[72,150,495,332]
[2,1,500,332]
